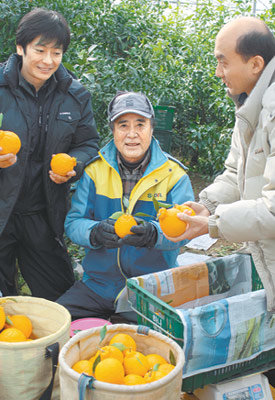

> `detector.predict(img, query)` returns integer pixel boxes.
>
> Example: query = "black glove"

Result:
[119,221,157,248]
[90,219,121,249]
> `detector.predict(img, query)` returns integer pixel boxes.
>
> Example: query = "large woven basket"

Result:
[0,296,71,400]
[59,323,185,400]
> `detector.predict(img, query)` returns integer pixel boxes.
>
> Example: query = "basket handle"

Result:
[78,373,95,400]
[39,342,59,400]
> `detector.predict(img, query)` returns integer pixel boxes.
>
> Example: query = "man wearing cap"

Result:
[57,91,194,321]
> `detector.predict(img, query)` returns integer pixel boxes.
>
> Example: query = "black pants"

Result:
[0,212,75,301]
[57,280,138,323]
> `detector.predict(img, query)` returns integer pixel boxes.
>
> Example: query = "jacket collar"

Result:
[1,53,72,93]
[228,56,275,109]
[235,56,275,130]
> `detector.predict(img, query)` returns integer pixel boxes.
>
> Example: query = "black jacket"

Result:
[0,54,99,237]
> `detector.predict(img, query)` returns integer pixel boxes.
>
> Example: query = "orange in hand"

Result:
[157,204,195,237]
[0,130,21,155]
[50,153,77,176]
[114,214,137,238]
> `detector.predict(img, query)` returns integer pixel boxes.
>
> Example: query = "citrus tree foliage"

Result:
[0,0,274,176]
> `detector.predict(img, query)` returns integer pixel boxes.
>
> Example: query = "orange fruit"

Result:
[0,306,6,331]
[145,353,167,369]
[50,153,77,176]
[0,130,21,155]
[72,360,94,376]
[123,351,149,377]
[5,315,32,338]
[88,355,97,365]
[114,214,137,238]
[95,345,124,363]
[144,369,166,383]
[158,363,175,375]
[109,333,137,355]
[124,374,146,385]
[157,204,195,237]
[94,357,124,384]
[0,327,27,342]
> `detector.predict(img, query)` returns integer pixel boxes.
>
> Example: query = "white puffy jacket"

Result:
[200,56,275,312]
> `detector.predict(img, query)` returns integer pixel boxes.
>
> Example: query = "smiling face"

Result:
[16,36,63,91]
[113,113,153,163]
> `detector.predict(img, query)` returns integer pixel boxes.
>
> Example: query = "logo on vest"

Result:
[148,193,163,199]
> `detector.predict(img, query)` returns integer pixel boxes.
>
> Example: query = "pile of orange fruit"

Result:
[72,332,175,385]
[0,305,34,342]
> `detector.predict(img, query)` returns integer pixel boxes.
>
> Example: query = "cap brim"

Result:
[110,109,153,122]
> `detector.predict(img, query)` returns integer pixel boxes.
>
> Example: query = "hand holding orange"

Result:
[157,204,196,237]
[0,130,21,155]
[50,153,77,176]
[114,214,137,238]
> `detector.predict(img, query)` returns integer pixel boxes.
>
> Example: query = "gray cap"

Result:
[108,91,155,122]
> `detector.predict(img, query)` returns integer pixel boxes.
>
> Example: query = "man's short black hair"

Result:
[236,26,275,66]
[16,8,70,53]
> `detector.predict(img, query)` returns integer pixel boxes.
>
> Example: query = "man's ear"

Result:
[16,45,24,56]
[250,55,265,75]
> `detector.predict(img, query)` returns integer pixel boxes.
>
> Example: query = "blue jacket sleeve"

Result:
[65,171,98,248]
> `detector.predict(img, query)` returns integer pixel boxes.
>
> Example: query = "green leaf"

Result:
[0,113,3,128]
[6,316,13,325]
[158,202,172,209]
[99,324,108,342]
[153,363,160,371]
[109,211,124,220]
[123,196,129,209]
[137,356,143,366]
[93,354,101,374]
[134,212,154,219]
[153,197,172,215]
[73,329,82,334]
[169,350,176,366]
[111,342,127,352]
[152,197,160,214]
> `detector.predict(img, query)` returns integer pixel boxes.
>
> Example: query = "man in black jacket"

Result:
[0,8,99,300]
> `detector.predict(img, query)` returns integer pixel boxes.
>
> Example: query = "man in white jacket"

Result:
[166,17,275,314]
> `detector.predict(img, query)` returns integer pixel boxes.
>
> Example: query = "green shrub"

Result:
[0,0,273,177]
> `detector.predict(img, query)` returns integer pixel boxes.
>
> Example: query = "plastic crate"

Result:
[153,105,175,131]
[154,129,172,152]
[127,256,275,392]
